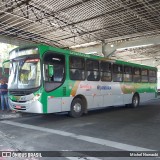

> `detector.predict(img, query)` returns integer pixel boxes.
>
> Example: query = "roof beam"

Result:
[103,35,160,57]
[0,34,33,46]
[71,35,160,57]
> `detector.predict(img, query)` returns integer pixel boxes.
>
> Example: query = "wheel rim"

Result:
[133,96,138,107]
[73,103,81,113]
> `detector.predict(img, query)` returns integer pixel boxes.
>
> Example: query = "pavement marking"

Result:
[1,120,155,152]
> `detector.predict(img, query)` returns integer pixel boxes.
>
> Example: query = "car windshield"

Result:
[8,57,41,89]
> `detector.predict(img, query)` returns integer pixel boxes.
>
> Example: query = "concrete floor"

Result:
[0,99,160,160]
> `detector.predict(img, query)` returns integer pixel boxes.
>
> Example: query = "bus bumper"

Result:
[8,99,43,113]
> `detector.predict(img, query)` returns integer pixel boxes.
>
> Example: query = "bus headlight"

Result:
[33,94,41,101]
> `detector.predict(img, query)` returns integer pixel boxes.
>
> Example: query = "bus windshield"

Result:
[8,57,41,89]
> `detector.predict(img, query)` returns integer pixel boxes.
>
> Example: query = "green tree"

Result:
[0,43,17,67]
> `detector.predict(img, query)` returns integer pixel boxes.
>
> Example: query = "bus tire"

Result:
[131,94,140,108]
[69,98,84,118]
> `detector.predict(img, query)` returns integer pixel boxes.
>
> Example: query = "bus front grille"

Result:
[9,91,32,96]
[9,88,40,96]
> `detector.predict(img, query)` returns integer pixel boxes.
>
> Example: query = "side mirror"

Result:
[2,60,10,78]
[48,65,54,77]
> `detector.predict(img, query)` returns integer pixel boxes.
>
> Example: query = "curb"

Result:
[0,112,38,120]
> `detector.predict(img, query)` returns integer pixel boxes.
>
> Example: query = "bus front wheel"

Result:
[131,94,139,108]
[69,98,84,118]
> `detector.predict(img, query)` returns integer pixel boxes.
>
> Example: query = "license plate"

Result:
[15,105,21,109]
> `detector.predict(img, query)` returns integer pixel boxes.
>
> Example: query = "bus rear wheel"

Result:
[69,98,84,118]
[131,94,139,108]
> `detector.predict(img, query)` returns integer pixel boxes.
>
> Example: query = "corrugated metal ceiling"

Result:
[0,0,160,48]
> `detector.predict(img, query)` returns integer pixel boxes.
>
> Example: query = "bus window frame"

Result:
[86,59,100,81]
[148,69,157,83]
[123,65,133,82]
[42,51,66,92]
[141,68,149,83]
[100,61,112,82]
[69,56,85,81]
[133,67,141,82]
[112,64,123,82]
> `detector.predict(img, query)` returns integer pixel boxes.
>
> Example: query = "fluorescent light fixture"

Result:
[70,41,100,49]
[127,57,153,61]
[117,44,154,51]
[85,51,97,54]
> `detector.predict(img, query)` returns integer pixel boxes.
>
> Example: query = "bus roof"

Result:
[10,44,157,70]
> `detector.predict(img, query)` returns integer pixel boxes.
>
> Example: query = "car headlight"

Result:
[33,94,41,101]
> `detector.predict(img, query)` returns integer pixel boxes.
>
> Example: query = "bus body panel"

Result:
[61,97,74,112]
[9,98,43,113]
[47,97,62,113]
[123,94,133,104]
[139,92,155,103]
[84,96,94,109]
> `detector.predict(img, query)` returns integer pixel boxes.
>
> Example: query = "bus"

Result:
[4,44,157,117]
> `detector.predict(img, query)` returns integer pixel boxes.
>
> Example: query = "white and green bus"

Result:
[5,44,157,117]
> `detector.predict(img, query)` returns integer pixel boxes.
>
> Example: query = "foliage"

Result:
[0,43,17,67]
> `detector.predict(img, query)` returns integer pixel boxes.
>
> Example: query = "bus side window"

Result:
[112,64,123,82]
[70,69,82,80]
[133,67,141,82]
[124,66,132,82]
[100,61,112,82]
[86,60,100,81]
[69,56,85,80]
[149,70,156,83]
[141,69,148,82]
